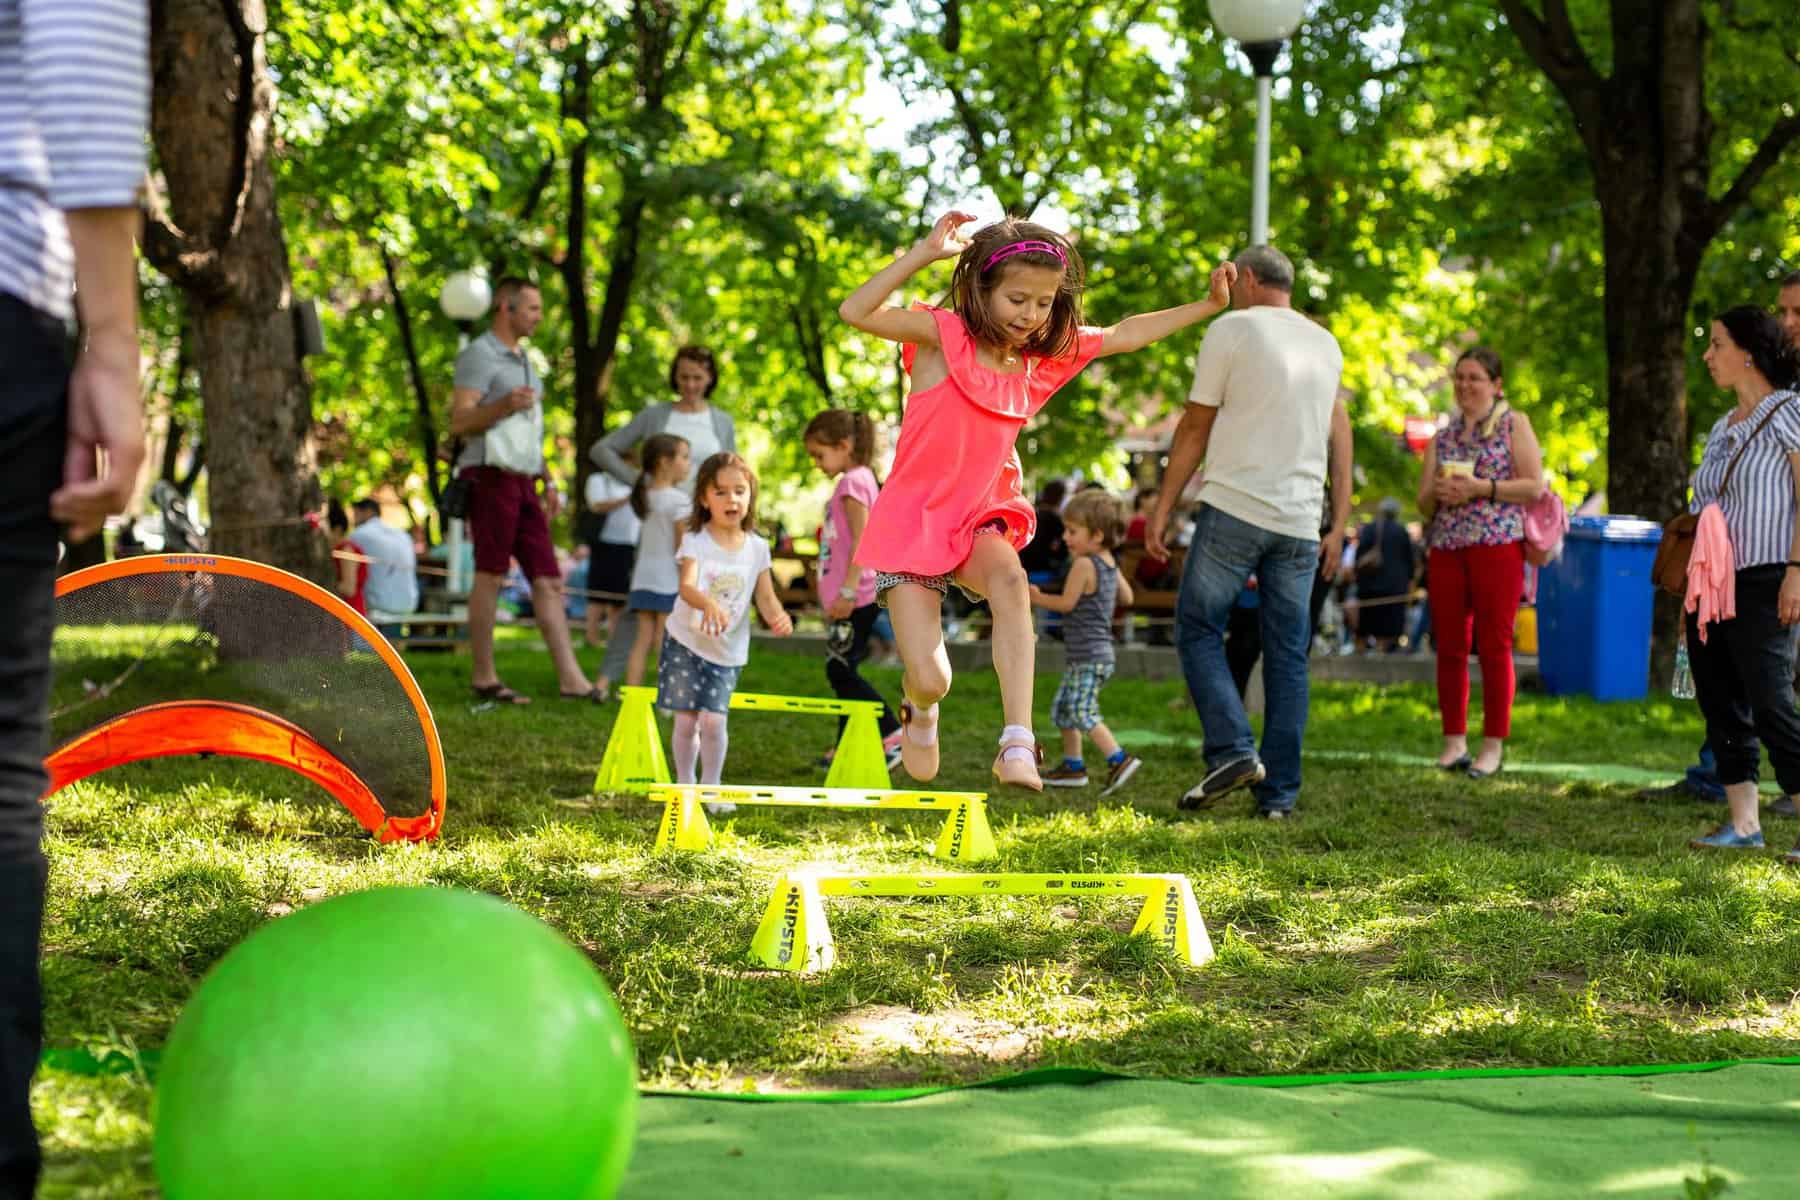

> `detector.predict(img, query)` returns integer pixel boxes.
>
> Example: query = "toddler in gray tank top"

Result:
[1026,491,1144,796]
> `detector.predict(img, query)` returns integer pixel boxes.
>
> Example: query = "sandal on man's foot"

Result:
[559,685,606,703]
[993,738,1044,792]
[473,683,532,705]
[898,700,940,782]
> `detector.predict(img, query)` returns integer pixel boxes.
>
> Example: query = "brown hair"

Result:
[1061,489,1128,549]
[494,276,538,314]
[803,409,878,469]
[1454,347,1509,439]
[631,433,689,518]
[688,451,760,534]
[948,219,1086,358]
[669,345,719,397]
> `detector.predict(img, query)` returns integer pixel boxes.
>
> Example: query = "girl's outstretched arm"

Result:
[838,211,976,345]
[753,569,794,636]
[1095,263,1237,357]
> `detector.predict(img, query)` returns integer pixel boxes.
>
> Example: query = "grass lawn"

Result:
[34,633,1800,1194]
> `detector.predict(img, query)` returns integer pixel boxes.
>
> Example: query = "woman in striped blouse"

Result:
[1686,305,1800,864]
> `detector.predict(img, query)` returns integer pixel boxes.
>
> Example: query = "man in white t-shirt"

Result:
[1146,246,1352,819]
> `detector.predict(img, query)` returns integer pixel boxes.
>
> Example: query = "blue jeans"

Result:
[1686,740,1723,800]
[1176,505,1318,813]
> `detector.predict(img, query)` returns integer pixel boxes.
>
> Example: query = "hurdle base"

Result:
[1130,876,1215,968]
[750,873,836,972]
[654,791,713,851]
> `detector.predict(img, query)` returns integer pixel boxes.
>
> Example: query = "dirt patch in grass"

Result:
[829,1003,1037,1062]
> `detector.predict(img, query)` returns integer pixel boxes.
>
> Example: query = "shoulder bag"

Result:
[1652,397,1794,595]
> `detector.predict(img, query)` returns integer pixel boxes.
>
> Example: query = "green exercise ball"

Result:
[154,886,637,1200]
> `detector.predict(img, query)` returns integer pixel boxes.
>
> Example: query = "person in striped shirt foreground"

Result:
[0,2,148,1195]
[1684,305,1800,864]
[1635,274,1800,822]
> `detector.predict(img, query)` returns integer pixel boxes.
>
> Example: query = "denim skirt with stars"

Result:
[655,633,741,714]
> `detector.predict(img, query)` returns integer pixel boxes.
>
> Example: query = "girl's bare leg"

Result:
[885,582,950,781]
[955,536,1041,789]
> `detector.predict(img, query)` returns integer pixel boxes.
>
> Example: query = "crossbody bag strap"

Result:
[1717,395,1794,497]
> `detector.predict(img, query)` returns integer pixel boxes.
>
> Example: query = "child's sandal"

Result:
[897,700,940,783]
[992,738,1044,792]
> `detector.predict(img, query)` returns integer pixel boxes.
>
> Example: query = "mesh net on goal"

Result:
[47,554,445,842]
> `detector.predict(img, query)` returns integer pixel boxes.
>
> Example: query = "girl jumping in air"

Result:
[658,451,794,805]
[839,211,1234,790]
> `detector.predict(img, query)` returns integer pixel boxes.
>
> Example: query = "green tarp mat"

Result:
[625,1064,1800,1198]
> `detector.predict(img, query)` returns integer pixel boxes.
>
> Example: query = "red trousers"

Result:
[1428,541,1524,738]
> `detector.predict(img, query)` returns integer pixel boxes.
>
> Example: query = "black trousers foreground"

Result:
[0,292,71,1200]
[1686,564,1800,795]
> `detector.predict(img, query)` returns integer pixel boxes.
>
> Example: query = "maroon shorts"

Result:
[464,466,560,581]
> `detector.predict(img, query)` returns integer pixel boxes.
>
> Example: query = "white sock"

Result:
[904,701,940,746]
[697,711,729,785]
[671,711,700,783]
[999,724,1035,761]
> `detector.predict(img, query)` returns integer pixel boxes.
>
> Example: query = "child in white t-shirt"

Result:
[657,452,793,806]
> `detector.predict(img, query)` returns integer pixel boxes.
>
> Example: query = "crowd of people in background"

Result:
[311,256,1800,858]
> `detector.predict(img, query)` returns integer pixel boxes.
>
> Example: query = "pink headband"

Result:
[982,239,1067,273]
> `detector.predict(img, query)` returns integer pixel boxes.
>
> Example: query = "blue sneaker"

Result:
[1689,825,1764,850]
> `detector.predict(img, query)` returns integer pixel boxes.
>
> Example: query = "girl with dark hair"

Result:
[805,409,902,768]
[1417,347,1547,779]
[839,209,1235,790]
[589,346,736,495]
[592,434,690,700]
[1686,305,1800,865]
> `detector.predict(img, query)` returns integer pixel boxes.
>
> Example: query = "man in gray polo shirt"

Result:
[449,278,596,703]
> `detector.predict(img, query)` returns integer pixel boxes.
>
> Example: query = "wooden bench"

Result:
[1114,543,1184,639]
[391,612,469,653]
[771,550,818,610]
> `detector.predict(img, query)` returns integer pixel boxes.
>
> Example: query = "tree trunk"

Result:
[144,0,325,582]
[1499,0,1800,686]
[1599,195,1701,682]
[381,249,441,534]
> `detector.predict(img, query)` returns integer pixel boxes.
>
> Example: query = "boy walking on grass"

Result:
[1029,491,1142,795]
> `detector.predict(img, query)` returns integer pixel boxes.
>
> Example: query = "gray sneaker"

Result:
[1771,795,1799,818]
[1178,755,1265,811]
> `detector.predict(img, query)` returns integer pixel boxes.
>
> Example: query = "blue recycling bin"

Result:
[1535,515,1663,700]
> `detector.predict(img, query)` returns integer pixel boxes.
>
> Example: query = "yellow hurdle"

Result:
[648,784,996,863]
[750,870,1214,975]
[593,687,890,794]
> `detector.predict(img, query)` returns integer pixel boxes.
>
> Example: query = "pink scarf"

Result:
[1683,503,1735,641]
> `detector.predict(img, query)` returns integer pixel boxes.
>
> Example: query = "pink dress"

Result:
[858,305,1105,578]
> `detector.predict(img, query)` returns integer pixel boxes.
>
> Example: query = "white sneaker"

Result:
[704,802,737,815]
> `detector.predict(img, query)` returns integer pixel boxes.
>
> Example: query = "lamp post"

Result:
[438,270,491,598]
[1209,0,1307,246]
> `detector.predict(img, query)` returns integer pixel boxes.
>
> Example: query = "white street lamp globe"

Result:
[1208,0,1307,45]
[438,270,491,323]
